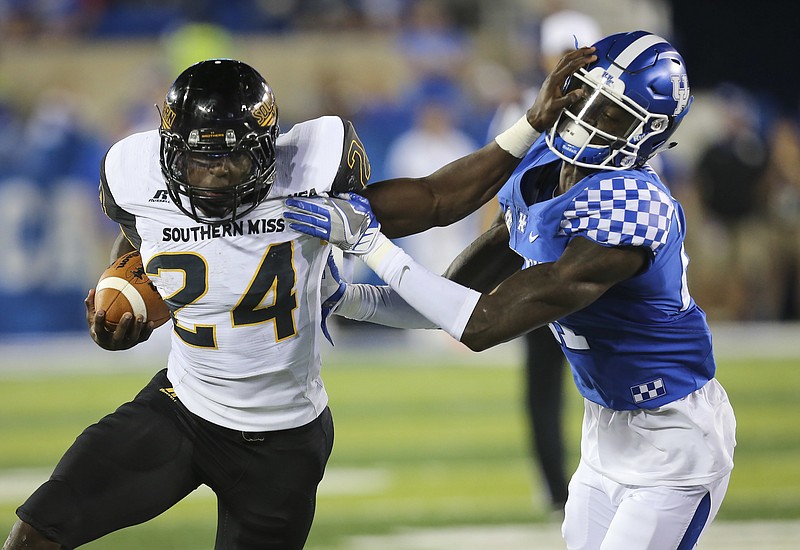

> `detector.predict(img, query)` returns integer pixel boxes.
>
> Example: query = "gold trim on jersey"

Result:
[159,387,178,401]
[145,251,218,350]
[230,241,299,342]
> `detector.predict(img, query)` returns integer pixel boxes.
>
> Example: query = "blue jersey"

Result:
[498,136,715,410]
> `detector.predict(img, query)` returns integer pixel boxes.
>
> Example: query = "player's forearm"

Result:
[459,239,648,350]
[365,117,540,239]
[365,145,521,239]
[334,284,437,329]
[458,266,598,351]
[358,236,611,352]
[358,236,481,343]
[335,223,516,331]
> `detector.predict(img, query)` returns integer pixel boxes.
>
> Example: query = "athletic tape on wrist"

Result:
[494,116,541,158]
[363,234,399,275]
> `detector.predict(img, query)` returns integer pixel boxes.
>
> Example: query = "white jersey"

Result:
[100,116,369,431]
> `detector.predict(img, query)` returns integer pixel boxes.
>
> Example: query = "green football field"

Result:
[0,350,798,549]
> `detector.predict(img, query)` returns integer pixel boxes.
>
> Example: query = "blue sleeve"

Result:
[560,175,674,254]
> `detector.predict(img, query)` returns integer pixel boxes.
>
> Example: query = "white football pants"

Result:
[562,461,731,550]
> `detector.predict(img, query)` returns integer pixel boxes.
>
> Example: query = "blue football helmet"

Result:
[546,31,692,170]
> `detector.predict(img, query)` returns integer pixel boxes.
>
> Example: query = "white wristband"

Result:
[494,116,540,158]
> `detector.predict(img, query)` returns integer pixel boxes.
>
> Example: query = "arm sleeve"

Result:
[560,175,674,255]
[333,284,438,329]
[362,237,482,341]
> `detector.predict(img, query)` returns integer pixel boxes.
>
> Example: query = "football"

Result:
[94,251,171,330]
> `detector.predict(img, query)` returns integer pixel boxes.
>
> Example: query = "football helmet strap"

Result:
[546,30,692,170]
[159,59,280,224]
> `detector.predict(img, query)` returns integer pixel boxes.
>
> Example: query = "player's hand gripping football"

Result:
[85,288,155,351]
[284,193,382,255]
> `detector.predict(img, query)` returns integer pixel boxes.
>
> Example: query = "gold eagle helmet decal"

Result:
[252,90,277,127]
[161,103,176,130]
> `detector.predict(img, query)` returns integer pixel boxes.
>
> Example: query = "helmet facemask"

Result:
[160,126,277,225]
[546,67,672,170]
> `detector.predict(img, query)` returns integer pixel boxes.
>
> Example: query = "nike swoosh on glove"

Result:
[284,193,382,254]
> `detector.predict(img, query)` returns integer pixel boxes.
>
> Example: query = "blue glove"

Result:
[320,251,346,345]
[284,193,382,254]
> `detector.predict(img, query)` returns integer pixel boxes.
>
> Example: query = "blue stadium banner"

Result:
[0,176,113,334]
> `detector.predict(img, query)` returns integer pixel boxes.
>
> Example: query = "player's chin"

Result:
[196,199,235,220]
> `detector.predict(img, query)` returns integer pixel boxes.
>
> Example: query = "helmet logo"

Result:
[671,74,690,115]
[253,99,277,127]
[161,103,176,130]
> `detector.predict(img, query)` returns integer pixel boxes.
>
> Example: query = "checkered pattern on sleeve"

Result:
[560,176,674,253]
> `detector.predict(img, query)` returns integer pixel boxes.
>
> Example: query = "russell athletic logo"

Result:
[149,190,170,203]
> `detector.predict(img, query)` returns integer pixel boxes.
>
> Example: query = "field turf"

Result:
[0,354,798,549]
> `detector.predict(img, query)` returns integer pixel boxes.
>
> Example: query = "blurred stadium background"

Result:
[1,0,799,548]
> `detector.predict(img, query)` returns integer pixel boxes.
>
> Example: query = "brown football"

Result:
[94,251,171,330]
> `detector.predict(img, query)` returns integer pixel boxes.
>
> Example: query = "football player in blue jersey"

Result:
[285,31,736,549]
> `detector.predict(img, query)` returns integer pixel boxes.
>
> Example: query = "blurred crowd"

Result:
[0,0,477,39]
[1,0,799,334]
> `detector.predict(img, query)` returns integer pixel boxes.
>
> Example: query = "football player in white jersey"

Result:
[2,51,595,549]
[4,59,361,550]
[285,32,737,549]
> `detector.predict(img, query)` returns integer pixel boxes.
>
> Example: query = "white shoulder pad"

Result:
[270,116,345,198]
[103,130,165,210]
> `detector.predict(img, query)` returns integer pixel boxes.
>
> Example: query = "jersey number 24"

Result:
[145,242,297,348]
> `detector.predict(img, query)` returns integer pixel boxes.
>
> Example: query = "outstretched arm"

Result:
[460,238,648,350]
[284,196,647,349]
[370,233,648,351]
[363,47,596,239]
[329,218,519,329]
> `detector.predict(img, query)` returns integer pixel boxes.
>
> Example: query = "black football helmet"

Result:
[159,59,280,224]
